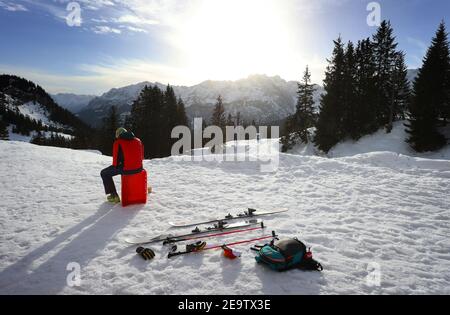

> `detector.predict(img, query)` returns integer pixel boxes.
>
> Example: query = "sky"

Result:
[0,0,449,95]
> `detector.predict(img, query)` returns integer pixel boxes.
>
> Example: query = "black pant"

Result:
[100,165,123,195]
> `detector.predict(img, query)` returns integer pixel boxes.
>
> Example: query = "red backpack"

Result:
[113,135,147,207]
[112,137,144,172]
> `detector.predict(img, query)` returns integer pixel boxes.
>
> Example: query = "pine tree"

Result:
[130,85,164,158]
[100,105,120,155]
[433,22,450,125]
[123,114,133,131]
[406,21,450,152]
[164,85,178,128]
[130,85,151,149]
[296,66,316,141]
[314,37,347,153]
[280,115,297,151]
[211,95,227,130]
[281,66,316,151]
[209,95,227,151]
[0,94,8,140]
[162,85,179,155]
[387,51,410,131]
[236,112,241,126]
[354,38,378,137]
[176,97,188,127]
[31,131,44,145]
[0,116,9,140]
[226,113,234,126]
[372,20,409,130]
[342,41,359,139]
[129,84,189,158]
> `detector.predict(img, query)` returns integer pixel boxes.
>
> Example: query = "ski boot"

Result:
[186,241,206,252]
[107,193,121,204]
[168,241,207,258]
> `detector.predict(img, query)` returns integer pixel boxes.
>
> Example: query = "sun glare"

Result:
[176,0,301,82]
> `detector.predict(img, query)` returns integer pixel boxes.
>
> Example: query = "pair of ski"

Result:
[168,208,288,228]
[125,208,288,245]
[126,219,265,245]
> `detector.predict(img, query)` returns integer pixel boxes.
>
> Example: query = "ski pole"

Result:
[168,231,277,258]
[203,232,277,251]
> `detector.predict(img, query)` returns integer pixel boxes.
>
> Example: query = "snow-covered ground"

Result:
[330,121,450,160]
[3,95,72,139]
[0,138,449,295]
[6,100,67,130]
[17,102,54,127]
[291,121,450,160]
[7,126,74,142]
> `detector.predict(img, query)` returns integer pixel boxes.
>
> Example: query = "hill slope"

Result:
[0,140,448,294]
[0,75,90,142]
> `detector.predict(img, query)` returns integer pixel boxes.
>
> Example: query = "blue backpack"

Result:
[253,238,323,272]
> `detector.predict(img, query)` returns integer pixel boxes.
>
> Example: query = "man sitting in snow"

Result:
[100,127,144,203]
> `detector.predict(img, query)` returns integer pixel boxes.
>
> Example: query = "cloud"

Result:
[77,58,196,87]
[115,14,158,25]
[120,25,148,33]
[1,0,329,93]
[90,14,159,33]
[92,25,121,34]
[0,59,194,95]
[22,0,67,20]
[0,49,326,96]
[82,0,115,10]
[48,1,160,34]
[113,0,193,28]
[56,0,116,11]
[91,17,109,23]
[0,1,28,11]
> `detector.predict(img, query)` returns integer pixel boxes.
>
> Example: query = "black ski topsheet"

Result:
[124,219,264,245]
[168,208,288,228]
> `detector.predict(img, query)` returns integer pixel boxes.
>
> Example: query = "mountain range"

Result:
[74,74,324,127]
[51,93,96,114]
[9,69,419,133]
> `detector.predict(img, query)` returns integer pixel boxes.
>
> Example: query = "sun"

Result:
[174,0,301,82]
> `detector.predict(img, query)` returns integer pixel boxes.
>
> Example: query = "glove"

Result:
[136,247,155,260]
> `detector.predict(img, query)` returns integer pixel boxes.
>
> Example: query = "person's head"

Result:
[115,127,127,139]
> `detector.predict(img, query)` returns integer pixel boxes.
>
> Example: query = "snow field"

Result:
[0,139,449,294]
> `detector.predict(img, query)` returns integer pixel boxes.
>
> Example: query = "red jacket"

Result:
[112,134,144,172]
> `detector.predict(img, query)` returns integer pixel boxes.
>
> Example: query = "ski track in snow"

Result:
[0,140,449,294]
